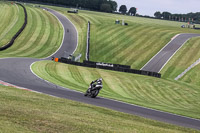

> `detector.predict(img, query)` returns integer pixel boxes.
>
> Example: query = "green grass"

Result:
[46,6,200,69]
[1,86,199,132]
[72,9,200,68]
[161,37,200,79]
[0,2,24,47]
[32,61,200,119]
[0,4,63,58]
[179,64,200,86]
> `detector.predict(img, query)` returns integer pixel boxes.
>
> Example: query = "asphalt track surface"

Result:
[0,8,200,130]
[141,33,200,73]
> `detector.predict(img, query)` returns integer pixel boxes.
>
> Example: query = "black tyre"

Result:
[84,90,89,96]
[91,90,99,98]
[84,92,88,96]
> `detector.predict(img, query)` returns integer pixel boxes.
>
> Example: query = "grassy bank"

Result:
[0,86,198,132]
[161,36,200,79]
[45,5,200,69]
[0,2,24,47]
[0,4,63,58]
[32,61,200,119]
[179,63,200,86]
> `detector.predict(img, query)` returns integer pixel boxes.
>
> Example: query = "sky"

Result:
[115,0,200,16]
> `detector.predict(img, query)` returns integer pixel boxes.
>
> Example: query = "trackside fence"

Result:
[0,3,27,51]
[56,57,161,78]
[85,21,90,61]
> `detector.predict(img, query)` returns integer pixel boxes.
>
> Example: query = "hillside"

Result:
[0,85,198,132]
[48,5,200,89]
[32,61,200,119]
[0,4,63,58]
[0,2,24,47]
[1,2,200,131]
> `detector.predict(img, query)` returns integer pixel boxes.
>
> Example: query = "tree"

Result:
[154,11,162,19]
[128,7,137,16]
[100,3,112,12]
[162,12,171,20]
[119,5,127,14]
[109,0,118,12]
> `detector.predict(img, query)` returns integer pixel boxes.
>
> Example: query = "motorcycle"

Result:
[84,83,103,98]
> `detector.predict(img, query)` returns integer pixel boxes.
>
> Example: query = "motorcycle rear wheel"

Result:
[91,90,99,98]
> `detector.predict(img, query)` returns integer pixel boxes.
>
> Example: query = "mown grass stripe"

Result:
[0,3,20,46]
[95,24,144,50]
[80,13,101,24]
[0,4,19,42]
[6,7,37,55]
[13,7,42,55]
[106,27,160,60]
[0,5,62,58]
[21,8,48,57]
[95,26,156,63]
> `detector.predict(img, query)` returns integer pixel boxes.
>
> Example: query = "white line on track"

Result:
[140,34,180,70]
[158,38,190,73]
[42,8,65,59]
[43,7,79,59]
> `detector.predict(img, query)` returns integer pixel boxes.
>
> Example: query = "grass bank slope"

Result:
[0,2,24,47]
[161,37,200,79]
[48,6,200,69]
[32,61,200,119]
[0,4,63,58]
[80,10,200,69]
[0,86,198,132]
[179,63,200,86]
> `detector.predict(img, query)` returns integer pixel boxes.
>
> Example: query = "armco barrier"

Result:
[0,3,27,51]
[85,21,90,61]
[58,57,161,78]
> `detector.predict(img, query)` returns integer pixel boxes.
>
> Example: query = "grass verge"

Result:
[179,63,200,86]
[0,2,24,47]
[32,60,200,119]
[41,5,200,69]
[0,4,63,58]
[0,85,198,132]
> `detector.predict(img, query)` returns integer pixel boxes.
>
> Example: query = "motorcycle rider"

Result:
[85,78,103,95]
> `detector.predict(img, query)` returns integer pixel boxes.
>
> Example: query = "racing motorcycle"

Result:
[84,79,103,98]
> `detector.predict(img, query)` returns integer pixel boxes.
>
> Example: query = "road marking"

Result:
[140,34,180,70]
[42,8,79,59]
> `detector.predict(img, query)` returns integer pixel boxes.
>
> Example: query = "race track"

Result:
[141,33,200,72]
[0,8,200,130]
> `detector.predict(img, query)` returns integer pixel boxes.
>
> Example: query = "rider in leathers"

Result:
[87,78,103,93]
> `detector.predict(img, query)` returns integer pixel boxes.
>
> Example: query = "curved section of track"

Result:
[0,9,200,130]
[141,33,200,73]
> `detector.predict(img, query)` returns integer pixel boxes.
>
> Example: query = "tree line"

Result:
[154,11,200,23]
[11,0,118,12]
[10,0,138,15]
[119,5,137,16]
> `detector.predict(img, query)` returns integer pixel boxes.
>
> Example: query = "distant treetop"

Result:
[11,0,118,13]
